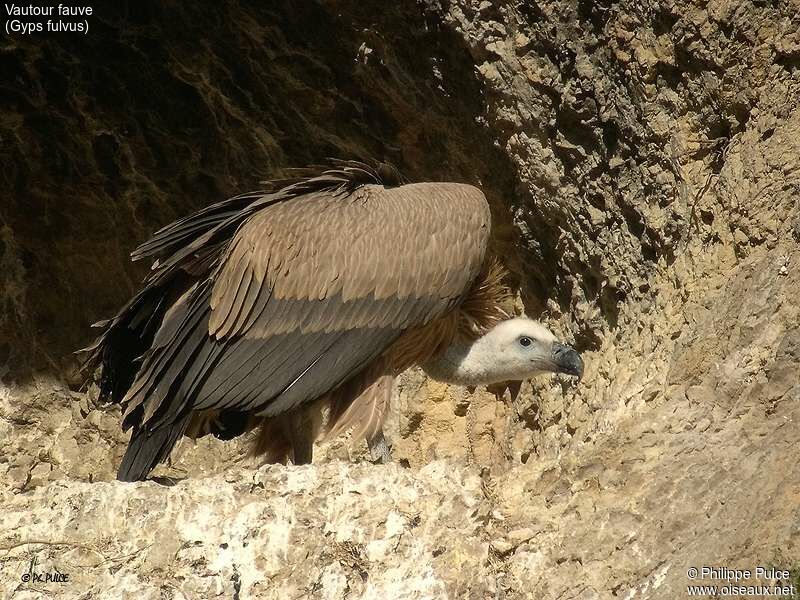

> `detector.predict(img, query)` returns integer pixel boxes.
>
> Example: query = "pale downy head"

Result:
[422,317,584,386]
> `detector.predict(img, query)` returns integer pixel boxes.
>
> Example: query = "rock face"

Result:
[2,0,800,598]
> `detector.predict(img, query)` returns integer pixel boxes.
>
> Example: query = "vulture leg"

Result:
[282,408,318,465]
[250,416,291,464]
[366,429,392,464]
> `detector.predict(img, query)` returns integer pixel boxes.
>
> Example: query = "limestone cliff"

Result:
[1,0,799,598]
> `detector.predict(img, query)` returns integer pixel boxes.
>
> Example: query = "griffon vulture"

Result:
[83,161,583,481]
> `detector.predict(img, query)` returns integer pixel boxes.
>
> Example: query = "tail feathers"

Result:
[117,413,191,482]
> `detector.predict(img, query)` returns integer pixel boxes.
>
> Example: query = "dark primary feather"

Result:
[81,161,491,481]
[117,412,192,482]
[131,192,268,262]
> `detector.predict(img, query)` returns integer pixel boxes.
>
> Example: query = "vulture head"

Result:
[422,317,584,386]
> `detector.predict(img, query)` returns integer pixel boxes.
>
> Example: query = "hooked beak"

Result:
[551,342,584,380]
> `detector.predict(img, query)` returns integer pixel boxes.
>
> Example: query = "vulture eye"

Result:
[518,336,533,348]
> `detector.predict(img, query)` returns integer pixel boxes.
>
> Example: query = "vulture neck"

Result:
[420,258,512,386]
[421,335,505,386]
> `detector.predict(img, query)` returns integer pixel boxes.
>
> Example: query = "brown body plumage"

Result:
[83,161,511,481]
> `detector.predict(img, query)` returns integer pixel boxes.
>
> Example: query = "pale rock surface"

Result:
[2,463,492,599]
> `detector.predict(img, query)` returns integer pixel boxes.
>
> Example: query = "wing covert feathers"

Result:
[208,182,490,340]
